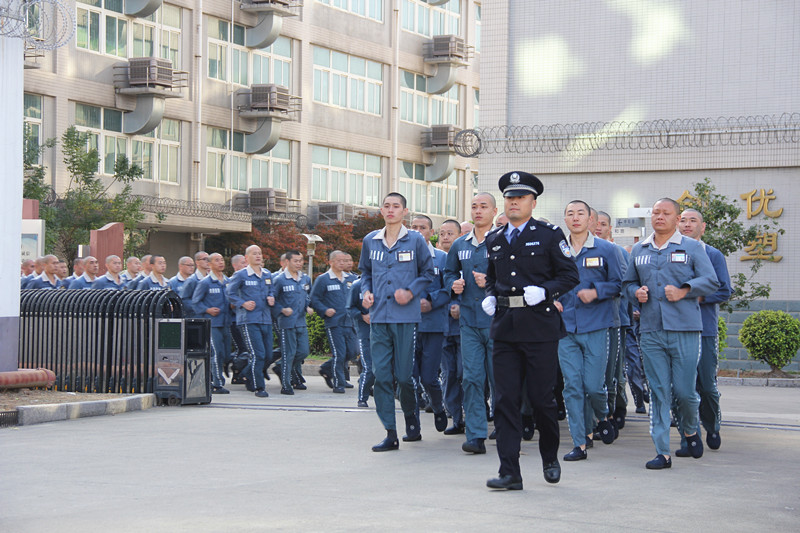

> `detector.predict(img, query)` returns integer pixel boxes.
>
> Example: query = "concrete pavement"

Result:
[1,375,799,532]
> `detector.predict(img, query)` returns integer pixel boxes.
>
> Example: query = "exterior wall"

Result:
[23,0,483,248]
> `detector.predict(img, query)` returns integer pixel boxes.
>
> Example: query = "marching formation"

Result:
[20,170,731,491]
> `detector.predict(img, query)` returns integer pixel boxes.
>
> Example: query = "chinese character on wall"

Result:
[741,232,783,262]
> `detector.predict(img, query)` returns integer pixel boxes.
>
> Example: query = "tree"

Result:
[679,177,783,311]
[23,126,149,268]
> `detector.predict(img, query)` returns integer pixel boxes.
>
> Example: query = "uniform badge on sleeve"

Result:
[559,240,572,258]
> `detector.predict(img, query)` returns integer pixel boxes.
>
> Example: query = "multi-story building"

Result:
[23,0,482,262]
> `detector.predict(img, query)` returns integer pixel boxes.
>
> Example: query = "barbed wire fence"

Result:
[0,0,74,50]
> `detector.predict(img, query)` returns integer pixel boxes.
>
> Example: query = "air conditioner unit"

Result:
[430,124,459,147]
[318,202,356,222]
[431,35,466,59]
[249,188,271,210]
[250,84,290,111]
[128,57,173,88]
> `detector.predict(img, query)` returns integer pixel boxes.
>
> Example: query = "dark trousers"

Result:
[413,331,446,415]
[493,339,560,478]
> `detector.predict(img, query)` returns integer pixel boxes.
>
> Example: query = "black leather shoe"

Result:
[332,387,345,394]
[488,428,497,440]
[434,411,448,432]
[403,414,421,442]
[462,438,486,454]
[280,388,294,395]
[486,475,523,490]
[372,430,399,452]
[522,415,535,441]
[254,389,269,398]
[344,381,355,389]
[563,447,587,461]
[543,460,561,484]
[675,446,691,458]
[444,423,465,435]
[357,400,369,408]
[706,432,721,450]
[319,369,334,389]
[293,383,307,390]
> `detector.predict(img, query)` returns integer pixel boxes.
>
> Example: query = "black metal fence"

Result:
[19,289,184,394]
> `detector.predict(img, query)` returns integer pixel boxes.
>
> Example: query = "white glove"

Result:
[524,285,546,306]
[481,296,497,316]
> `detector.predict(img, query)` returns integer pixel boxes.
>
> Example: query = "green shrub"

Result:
[306,312,331,357]
[739,310,800,372]
[717,316,728,353]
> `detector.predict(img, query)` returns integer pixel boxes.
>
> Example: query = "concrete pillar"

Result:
[90,223,125,276]
[0,35,24,372]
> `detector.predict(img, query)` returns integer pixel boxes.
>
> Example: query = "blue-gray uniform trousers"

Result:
[558,328,610,448]
[640,330,701,455]
[240,323,273,392]
[624,324,647,408]
[461,325,493,441]
[356,321,374,403]
[371,323,418,431]
[321,326,357,388]
[413,331,446,415]
[676,334,722,447]
[605,326,622,414]
[279,326,309,391]
[441,334,463,425]
[210,326,232,388]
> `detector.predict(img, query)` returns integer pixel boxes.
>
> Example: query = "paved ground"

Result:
[2,375,799,532]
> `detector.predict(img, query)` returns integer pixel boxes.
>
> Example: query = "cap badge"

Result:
[510,173,520,184]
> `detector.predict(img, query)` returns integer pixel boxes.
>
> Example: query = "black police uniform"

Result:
[485,171,579,486]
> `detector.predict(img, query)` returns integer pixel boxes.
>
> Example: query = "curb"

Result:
[15,394,157,426]
[718,377,800,388]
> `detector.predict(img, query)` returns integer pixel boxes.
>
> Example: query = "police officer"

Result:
[555,201,622,461]
[94,255,125,290]
[443,193,497,454]
[359,192,435,452]
[483,171,579,490]
[193,253,232,394]
[226,245,276,398]
[676,208,731,453]
[622,198,719,469]
[410,215,450,433]
[313,250,356,394]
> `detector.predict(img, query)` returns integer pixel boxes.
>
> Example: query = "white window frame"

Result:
[401,0,461,37]
[400,70,461,127]
[207,16,248,85]
[317,0,384,23]
[252,36,293,90]
[312,146,382,206]
[313,46,383,116]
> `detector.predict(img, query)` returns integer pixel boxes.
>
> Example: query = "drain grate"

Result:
[0,410,19,428]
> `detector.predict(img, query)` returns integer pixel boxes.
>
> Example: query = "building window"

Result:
[473,88,479,127]
[207,129,289,192]
[400,70,461,126]
[399,160,458,216]
[401,0,461,37]
[313,46,383,115]
[208,17,247,85]
[312,146,381,206]
[24,94,43,163]
[475,3,481,52]
[317,0,384,23]
[76,1,181,65]
[252,36,293,89]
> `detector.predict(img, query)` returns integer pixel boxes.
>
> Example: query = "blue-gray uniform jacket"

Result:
[273,270,312,329]
[485,219,580,343]
[192,273,231,328]
[168,274,188,297]
[136,273,170,291]
[120,271,135,285]
[21,273,36,289]
[27,273,64,290]
[62,274,77,289]
[343,271,359,328]
[557,233,623,334]
[310,270,352,328]
[358,226,435,324]
[347,277,370,337]
[622,231,720,333]
[67,274,96,290]
[93,273,125,290]
[180,272,207,317]
[226,266,274,325]
[446,296,461,336]
[443,229,494,329]
[418,244,449,334]
[611,244,632,328]
[699,243,731,337]
[125,272,145,290]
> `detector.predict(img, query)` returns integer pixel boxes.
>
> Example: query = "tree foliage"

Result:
[23,126,148,268]
[679,177,783,312]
